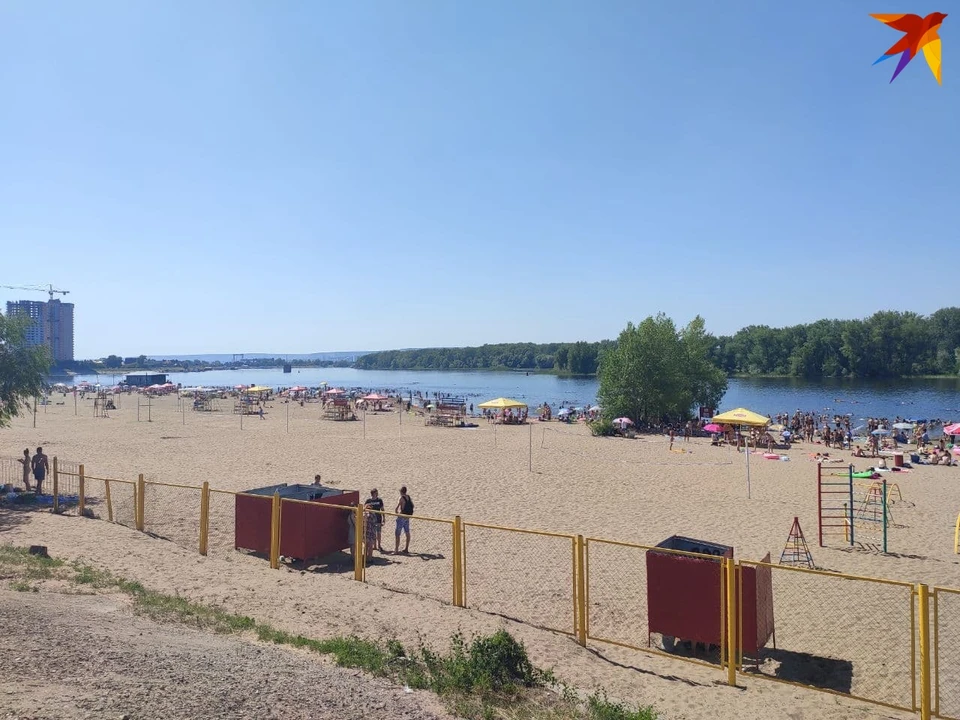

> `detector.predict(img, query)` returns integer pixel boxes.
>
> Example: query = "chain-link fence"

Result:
[142,480,202,552]
[0,455,26,487]
[206,489,237,557]
[13,451,960,716]
[739,562,915,712]
[463,523,575,635]
[365,510,454,605]
[935,587,960,719]
[78,474,136,529]
[584,538,726,668]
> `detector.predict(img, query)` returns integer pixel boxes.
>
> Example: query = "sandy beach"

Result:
[3,392,960,719]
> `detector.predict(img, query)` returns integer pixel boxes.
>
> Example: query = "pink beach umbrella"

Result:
[613,417,633,425]
[324,388,345,395]
[943,422,960,436]
[703,423,723,433]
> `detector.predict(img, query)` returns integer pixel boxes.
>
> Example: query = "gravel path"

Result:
[0,589,452,720]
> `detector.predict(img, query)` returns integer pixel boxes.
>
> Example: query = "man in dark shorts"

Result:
[31,447,49,495]
[365,488,385,552]
[394,486,413,554]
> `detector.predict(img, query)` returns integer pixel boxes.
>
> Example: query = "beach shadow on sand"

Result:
[742,649,853,694]
[583,645,714,688]
[0,507,35,534]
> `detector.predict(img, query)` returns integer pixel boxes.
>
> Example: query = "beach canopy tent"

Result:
[712,407,769,499]
[323,388,345,395]
[943,423,960,436]
[362,393,389,401]
[477,397,527,410]
[711,408,769,427]
[246,386,271,394]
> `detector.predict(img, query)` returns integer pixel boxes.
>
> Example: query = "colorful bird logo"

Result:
[871,12,947,84]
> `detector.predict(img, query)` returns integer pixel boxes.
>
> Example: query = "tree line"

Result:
[712,308,960,378]
[354,307,960,379]
[353,341,614,375]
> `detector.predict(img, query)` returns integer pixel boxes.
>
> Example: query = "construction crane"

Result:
[0,284,70,301]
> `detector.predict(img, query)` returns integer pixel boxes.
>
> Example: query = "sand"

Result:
[0,588,451,720]
[3,392,960,719]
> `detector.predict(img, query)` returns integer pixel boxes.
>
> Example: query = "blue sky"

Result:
[1,1,956,358]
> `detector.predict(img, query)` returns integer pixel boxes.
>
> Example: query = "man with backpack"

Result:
[394,486,414,554]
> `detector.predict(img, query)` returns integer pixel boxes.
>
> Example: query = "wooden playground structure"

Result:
[425,396,467,428]
[321,397,355,421]
[93,390,115,419]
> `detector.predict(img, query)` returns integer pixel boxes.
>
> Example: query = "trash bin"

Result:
[893,452,904,468]
[235,484,359,560]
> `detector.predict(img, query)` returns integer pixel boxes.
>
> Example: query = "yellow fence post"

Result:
[918,583,932,720]
[270,492,281,570]
[954,511,959,554]
[725,557,737,687]
[452,516,463,606]
[78,464,85,516]
[104,479,113,522]
[199,481,210,556]
[136,474,145,532]
[575,534,587,647]
[52,457,59,513]
[353,504,365,581]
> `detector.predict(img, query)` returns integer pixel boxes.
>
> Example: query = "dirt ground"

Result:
[0,587,451,720]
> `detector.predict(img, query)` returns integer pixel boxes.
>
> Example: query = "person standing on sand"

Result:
[365,488,384,551]
[394,486,413,554]
[31,447,48,495]
[669,428,675,451]
[18,448,31,491]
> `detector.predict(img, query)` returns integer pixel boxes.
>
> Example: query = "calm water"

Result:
[71,368,960,422]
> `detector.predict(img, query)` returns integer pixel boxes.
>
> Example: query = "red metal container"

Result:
[235,484,359,561]
[646,536,774,656]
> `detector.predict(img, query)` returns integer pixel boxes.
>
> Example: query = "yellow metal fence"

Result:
[935,587,960,719]
[738,561,916,713]
[13,455,959,720]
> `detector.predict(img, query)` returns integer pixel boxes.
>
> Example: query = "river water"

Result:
[71,368,960,422]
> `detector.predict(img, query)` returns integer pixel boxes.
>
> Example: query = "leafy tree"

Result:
[0,314,51,427]
[103,354,123,368]
[597,314,725,422]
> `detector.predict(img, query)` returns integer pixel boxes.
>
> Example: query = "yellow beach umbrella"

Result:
[477,397,527,410]
[712,407,769,427]
[712,407,770,499]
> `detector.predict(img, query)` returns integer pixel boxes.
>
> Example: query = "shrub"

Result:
[587,418,616,436]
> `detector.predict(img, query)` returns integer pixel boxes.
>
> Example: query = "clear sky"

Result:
[1,1,956,358]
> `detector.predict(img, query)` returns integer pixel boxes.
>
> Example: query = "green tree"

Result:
[0,314,51,427]
[103,354,123,368]
[597,314,725,422]
[679,316,728,412]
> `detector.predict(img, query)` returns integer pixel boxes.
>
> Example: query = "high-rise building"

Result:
[5,299,75,363]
